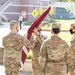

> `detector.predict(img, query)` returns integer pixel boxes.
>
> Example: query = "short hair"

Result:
[52,28,60,34]
[10,20,18,27]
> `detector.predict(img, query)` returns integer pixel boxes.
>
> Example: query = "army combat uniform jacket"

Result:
[70,38,75,75]
[3,31,32,62]
[2,31,32,75]
[39,35,71,75]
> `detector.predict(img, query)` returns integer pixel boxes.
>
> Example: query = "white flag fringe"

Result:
[20,46,28,71]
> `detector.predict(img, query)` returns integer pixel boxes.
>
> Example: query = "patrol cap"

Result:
[71,23,75,28]
[10,20,18,26]
[52,23,61,29]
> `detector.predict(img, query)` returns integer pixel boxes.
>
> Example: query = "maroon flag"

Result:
[20,6,51,70]
[27,6,51,40]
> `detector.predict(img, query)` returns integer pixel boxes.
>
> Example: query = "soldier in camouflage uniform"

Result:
[30,27,45,75]
[2,20,33,75]
[69,23,75,75]
[39,23,72,75]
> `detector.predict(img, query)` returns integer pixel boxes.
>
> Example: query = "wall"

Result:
[0,0,49,21]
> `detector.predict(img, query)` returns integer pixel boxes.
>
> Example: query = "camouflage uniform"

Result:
[30,32,44,75]
[2,21,32,75]
[39,23,71,75]
[70,38,75,75]
[70,23,75,75]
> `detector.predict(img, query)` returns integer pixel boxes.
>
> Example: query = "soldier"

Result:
[69,23,75,75]
[2,20,33,75]
[39,23,72,75]
[30,26,45,75]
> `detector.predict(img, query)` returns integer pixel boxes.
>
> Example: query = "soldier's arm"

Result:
[70,44,75,71]
[29,36,36,48]
[39,41,47,71]
[33,27,44,44]
[2,37,6,48]
[22,36,33,49]
[65,43,72,73]
[35,32,44,44]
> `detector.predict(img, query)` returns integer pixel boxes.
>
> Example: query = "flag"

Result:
[20,46,28,70]
[27,6,51,40]
[20,6,51,70]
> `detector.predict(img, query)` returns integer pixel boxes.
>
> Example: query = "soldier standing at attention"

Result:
[69,23,75,75]
[39,23,72,75]
[2,20,33,75]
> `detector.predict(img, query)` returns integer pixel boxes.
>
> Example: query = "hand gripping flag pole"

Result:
[20,6,51,70]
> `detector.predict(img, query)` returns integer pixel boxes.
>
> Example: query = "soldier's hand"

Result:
[33,28,38,34]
